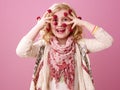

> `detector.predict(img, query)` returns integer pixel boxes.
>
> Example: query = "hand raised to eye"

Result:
[37,16,52,29]
[66,12,83,29]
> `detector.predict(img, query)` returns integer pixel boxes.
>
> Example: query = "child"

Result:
[16,3,113,90]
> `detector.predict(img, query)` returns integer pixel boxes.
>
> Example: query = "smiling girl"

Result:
[16,3,113,90]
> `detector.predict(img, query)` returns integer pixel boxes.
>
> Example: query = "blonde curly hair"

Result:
[42,3,83,43]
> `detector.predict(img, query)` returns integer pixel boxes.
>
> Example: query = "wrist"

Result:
[36,20,45,30]
[91,26,99,34]
[78,20,87,27]
[82,20,95,32]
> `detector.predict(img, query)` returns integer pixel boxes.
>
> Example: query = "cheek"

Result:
[51,24,56,34]
[66,25,71,29]
[53,22,58,26]
[66,25,73,33]
[51,23,56,29]
[51,21,58,29]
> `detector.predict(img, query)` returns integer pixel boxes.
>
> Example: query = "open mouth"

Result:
[56,29,65,33]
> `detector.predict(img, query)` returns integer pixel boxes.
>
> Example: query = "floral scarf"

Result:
[48,36,75,90]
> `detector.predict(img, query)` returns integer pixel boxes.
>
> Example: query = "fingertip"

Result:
[71,25,74,29]
[77,16,82,20]
[72,24,76,29]
[36,16,41,20]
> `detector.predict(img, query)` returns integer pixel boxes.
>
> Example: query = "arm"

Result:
[68,13,113,52]
[16,17,47,58]
[16,37,45,58]
[79,20,113,52]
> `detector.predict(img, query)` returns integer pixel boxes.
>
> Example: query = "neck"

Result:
[57,38,67,45]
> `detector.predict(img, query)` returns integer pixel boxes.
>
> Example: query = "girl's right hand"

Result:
[36,15,52,30]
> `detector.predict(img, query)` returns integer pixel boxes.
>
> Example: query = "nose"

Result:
[57,20,62,27]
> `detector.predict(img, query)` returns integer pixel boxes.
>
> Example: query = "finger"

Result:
[67,14,74,20]
[71,12,76,18]
[72,23,76,29]
[42,11,48,18]
[45,16,53,20]
[36,16,41,20]
[65,21,74,25]
[45,20,51,23]
[45,17,52,23]
[37,19,40,23]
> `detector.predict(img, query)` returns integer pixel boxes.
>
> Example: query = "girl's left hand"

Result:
[67,12,85,29]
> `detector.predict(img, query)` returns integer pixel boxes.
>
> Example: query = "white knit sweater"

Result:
[16,27,113,90]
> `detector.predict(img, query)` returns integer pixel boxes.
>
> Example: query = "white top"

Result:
[16,27,113,90]
[16,27,113,58]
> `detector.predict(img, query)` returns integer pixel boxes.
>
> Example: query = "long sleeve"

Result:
[79,27,113,53]
[16,36,45,58]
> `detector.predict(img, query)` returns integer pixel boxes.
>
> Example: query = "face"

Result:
[50,9,72,40]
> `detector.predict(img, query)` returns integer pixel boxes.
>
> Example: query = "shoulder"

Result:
[77,38,86,47]
[77,38,89,53]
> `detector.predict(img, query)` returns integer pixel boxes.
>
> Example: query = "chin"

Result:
[55,35,69,39]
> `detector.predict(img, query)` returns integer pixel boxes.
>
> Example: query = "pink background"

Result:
[0,0,120,90]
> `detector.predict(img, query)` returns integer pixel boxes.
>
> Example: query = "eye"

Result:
[62,18,70,22]
[52,19,58,25]
[53,18,58,22]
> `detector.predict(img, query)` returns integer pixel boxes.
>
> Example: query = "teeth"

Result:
[56,29,65,33]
